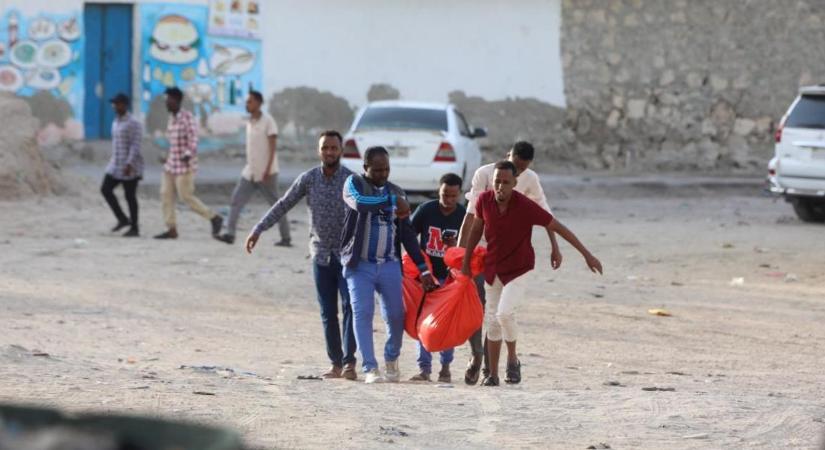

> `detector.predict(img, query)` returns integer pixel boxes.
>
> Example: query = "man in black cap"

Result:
[101,93,143,237]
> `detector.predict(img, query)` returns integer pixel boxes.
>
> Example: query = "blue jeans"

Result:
[313,258,356,367]
[344,261,404,372]
[416,343,454,374]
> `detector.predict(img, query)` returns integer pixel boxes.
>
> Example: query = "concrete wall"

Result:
[554,0,825,172]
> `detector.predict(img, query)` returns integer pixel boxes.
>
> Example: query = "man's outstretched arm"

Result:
[547,219,602,274]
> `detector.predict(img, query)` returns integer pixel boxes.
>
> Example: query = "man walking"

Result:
[101,93,143,237]
[408,173,466,383]
[246,131,358,380]
[341,146,436,384]
[458,140,561,385]
[154,87,223,240]
[216,90,290,246]
[461,161,602,387]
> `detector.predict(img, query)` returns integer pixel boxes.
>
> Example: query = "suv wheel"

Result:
[792,198,825,223]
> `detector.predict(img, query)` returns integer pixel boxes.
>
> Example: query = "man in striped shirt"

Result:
[340,147,436,384]
[154,87,223,240]
[101,93,143,237]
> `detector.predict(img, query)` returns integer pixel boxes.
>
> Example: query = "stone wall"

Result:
[557,0,825,172]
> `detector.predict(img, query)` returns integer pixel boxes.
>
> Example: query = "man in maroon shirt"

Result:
[461,160,603,386]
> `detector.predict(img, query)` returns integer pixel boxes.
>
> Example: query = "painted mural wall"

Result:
[139,2,263,150]
[0,8,84,146]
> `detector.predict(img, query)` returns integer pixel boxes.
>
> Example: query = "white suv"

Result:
[341,101,485,196]
[768,85,825,222]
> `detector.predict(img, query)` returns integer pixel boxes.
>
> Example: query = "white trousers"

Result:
[484,273,528,342]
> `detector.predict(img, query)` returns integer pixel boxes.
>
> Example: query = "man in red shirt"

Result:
[461,160,603,386]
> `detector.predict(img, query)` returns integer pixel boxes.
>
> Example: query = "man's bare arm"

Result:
[548,219,602,274]
[457,212,475,248]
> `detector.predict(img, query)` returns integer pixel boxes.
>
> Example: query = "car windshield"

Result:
[356,107,448,132]
[786,94,825,129]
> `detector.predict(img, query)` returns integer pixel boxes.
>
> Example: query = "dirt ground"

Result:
[1,174,824,449]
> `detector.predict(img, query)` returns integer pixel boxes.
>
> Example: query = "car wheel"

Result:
[792,198,825,223]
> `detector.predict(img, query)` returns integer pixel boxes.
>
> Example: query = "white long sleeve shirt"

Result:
[465,163,551,215]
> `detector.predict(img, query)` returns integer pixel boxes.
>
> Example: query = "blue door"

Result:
[84,4,132,139]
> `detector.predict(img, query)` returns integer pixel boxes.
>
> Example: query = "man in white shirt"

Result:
[216,90,291,246]
[457,141,560,384]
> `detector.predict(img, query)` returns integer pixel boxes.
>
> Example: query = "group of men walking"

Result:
[100,88,603,387]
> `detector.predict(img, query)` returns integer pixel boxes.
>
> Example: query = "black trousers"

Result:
[101,174,139,230]
[468,274,488,356]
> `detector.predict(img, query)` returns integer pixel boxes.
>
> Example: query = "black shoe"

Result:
[464,358,482,385]
[215,233,234,244]
[111,221,130,232]
[210,215,223,236]
[504,360,521,384]
[153,230,178,239]
[274,239,292,247]
[481,375,500,387]
[123,228,139,237]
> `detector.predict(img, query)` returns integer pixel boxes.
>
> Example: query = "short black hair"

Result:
[319,130,343,144]
[165,87,184,102]
[363,146,389,165]
[248,90,263,104]
[439,173,462,187]
[510,141,535,161]
[494,160,518,177]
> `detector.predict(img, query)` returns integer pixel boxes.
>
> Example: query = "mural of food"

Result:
[149,15,200,64]
[10,40,38,69]
[0,65,24,92]
[210,43,254,75]
[36,40,72,68]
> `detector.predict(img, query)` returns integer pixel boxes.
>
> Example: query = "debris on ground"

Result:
[603,381,624,387]
[642,386,676,392]
[729,277,745,286]
[648,309,672,317]
[379,425,409,437]
[587,443,611,449]
[296,375,323,380]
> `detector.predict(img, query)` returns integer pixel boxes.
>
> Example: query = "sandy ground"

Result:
[1,174,824,449]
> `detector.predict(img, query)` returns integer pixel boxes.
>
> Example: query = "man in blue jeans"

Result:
[408,173,466,383]
[341,146,437,384]
[246,130,358,380]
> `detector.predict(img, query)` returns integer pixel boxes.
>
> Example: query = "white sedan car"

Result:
[341,101,485,195]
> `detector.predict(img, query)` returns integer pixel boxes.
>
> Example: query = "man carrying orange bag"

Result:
[407,173,466,383]
[461,161,603,387]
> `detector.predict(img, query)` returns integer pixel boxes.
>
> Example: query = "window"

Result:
[786,95,825,129]
[455,111,471,137]
[356,107,448,132]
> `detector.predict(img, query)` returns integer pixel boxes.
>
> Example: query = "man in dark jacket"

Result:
[341,146,436,384]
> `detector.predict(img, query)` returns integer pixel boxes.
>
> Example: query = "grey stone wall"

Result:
[557,0,825,172]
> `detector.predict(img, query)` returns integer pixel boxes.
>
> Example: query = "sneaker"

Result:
[274,239,292,247]
[122,228,139,238]
[438,364,451,383]
[409,372,431,382]
[214,233,234,244]
[364,368,384,384]
[384,360,400,383]
[210,215,223,236]
[342,362,358,381]
[322,365,342,379]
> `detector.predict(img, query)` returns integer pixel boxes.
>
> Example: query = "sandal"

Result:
[504,360,521,384]
[464,358,481,385]
[481,375,500,387]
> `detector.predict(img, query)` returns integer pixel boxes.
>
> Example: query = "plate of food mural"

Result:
[210,44,255,75]
[10,40,38,69]
[28,18,57,41]
[58,17,81,41]
[37,40,72,68]
[27,68,61,90]
[0,65,24,92]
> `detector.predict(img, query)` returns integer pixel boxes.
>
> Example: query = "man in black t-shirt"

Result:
[408,173,466,383]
